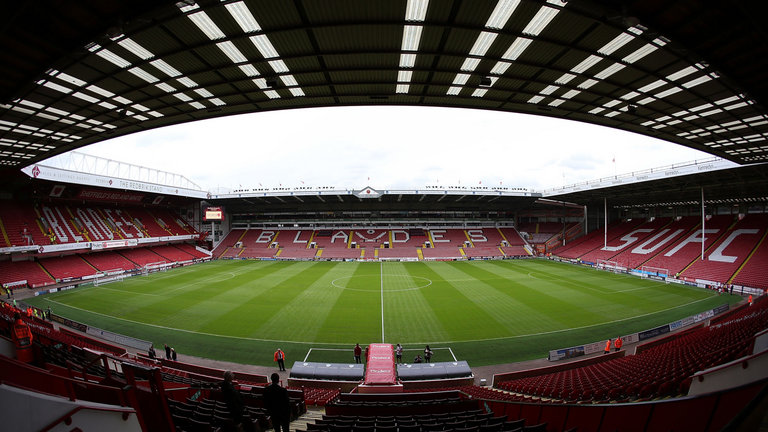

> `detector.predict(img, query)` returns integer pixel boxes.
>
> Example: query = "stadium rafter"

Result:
[0,0,767,171]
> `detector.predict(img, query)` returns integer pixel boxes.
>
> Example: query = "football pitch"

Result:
[26,259,739,367]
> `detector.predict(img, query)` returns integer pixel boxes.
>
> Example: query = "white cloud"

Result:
[78,105,713,192]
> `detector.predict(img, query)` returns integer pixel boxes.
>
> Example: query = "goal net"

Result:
[94,268,127,286]
[142,261,169,275]
[596,259,624,273]
[640,265,670,279]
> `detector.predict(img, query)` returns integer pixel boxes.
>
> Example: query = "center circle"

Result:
[331,274,433,292]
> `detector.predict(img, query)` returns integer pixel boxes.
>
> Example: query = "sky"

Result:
[71,105,715,193]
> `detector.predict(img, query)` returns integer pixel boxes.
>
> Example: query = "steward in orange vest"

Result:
[604,339,611,354]
[274,348,286,371]
[11,312,34,363]
[614,337,623,352]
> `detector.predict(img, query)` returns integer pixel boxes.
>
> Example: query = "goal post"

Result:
[596,259,624,273]
[93,268,127,286]
[143,261,169,275]
[640,265,670,279]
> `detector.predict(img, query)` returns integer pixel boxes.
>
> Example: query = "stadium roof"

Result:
[1,0,768,172]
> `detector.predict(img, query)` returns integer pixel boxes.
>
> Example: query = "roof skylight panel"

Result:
[446,0,525,96]
[217,41,248,63]
[174,93,192,102]
[570,55,602,74]
[71,91,99,104]
[681,75,712,89]
[489,38,532,75]
[118,38,154,60]
[86,85,115,98]
[666,65,697,82]
[210,98,226,106]
[52,71,87,87]
[554,73,576,85]
[401,26,423,53]
[486,0,521,29]
[637,79,665,93]
[189,101,206,110]
[187,10,227,40]
[268,60,290,74]
[472,89,489,98]
[94,47,132,69]
[597,31,637,57]
[225,1,262,33]
[250,35,279,59]
[527,95,545,104]
[397,4,426,95]
[38,81,72,94]
[406,0,429,21]
[461,58,481,72]
[195,88,214,98]
[594,63,625,80]
[129,67,160,84]
[548,98,565,107]
[654,86,682,99]
[156,82,177,93]
[577,79,597,90]
[264,90,280,99]
[176,77,198,88]
[151,59,182,77]
[522,2,561,36]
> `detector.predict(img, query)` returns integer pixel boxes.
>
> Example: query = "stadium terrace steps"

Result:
[151,245,197,262]
[495,299,768,403]
[81,251,139,272]
[578,217,672,264]
[39,254,100,281]
[554,219,646,259]
[0,203,52,246]
[642,215,734,277]
[610,216,699,270]
[0,259,55,288]
[427,229,470,248]
[119,247,170,266]
[681,213,768,284]
[730,223,768,289]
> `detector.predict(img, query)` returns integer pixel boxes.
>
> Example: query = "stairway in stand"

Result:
[291,406,325,431]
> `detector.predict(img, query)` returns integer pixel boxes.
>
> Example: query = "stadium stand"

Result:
[151,245,198,263]
[175,243,210,259]
[39,255,100,281]
[607,216,700,271]
[0,260,55,288]
[119,247,170,267]
[731,230,768,290]
[681,213,768,284]
[554,219,645,260]
[427,229,469,249]
[81,251,139,272]
[578,217,671,265]
[0,202,52,247]
[641,215,734,277]
[495,299,768,403]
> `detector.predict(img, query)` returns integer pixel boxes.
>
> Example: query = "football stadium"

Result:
[0,1,767,431]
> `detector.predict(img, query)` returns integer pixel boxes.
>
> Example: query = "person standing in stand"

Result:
[353,343,362,364]
[604,339,612,354]
[424,345,433,363]
[11,312,34,363]
[614,337,623,352]
[395,344,403,364]
[264,373,291,432]
[274,348,286,371]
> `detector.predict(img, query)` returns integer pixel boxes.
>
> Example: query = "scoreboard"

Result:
[203,206,224,221]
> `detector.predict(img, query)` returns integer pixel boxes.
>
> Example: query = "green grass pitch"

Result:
[25,259,740,367]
